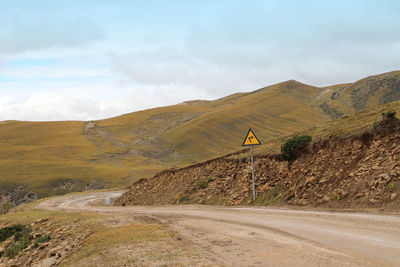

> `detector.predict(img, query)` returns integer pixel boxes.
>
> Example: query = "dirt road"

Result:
[38,191,400,266]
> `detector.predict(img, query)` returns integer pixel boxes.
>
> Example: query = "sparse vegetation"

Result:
[374,110,397,129]
[198,179,208,189]
[33,235,51,248]
[383,110,396,118]
[0,224,27,242]
[373,120,379,130]
[331,191,341,201]
[6,234,31,258]
[0,224,32,258]
[179,195,190,202]
[0,201,13,215]
[281,135,312,161]
[250,185,287,206]
[387,182,398,191]
[198,176,215,189]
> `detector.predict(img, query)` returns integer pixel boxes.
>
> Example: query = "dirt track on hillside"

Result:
[38,191,400,266]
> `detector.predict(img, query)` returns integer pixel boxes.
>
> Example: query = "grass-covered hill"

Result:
[1,70,400,198]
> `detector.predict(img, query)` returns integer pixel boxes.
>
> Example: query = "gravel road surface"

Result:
[38,191,400,266]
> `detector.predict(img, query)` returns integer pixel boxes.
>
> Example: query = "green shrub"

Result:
[383,110,396,118]
[280,135,312,161]
[198,179,208,189]
[0,224,26,242]
[33,235,51,248]
[207,176,215,182]
[374,110,397,129]
[3,225,32,258]
[5,236,31,258]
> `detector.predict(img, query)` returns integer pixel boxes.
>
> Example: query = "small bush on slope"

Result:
[0,224,26,242]
[198,179,208,189]
[0,224,32,258]
[281,135,312,161]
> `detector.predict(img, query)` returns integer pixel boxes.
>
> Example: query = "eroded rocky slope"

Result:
[0,218,92,267]
[0,186,37,214]
[116,117,400,209]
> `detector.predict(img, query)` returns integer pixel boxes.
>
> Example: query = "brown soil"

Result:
[115,117,400,209]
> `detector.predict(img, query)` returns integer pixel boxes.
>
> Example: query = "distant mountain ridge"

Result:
[0,70,400,202]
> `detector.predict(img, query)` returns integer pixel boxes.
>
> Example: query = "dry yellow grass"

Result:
[63,223,168,266]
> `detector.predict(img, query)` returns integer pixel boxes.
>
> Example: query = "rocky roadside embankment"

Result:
[0,218,92,267]
[115,116,400,209]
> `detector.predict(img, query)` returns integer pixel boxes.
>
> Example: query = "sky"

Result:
[1,0,400,121]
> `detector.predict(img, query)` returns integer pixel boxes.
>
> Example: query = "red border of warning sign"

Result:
[242,128,261,146]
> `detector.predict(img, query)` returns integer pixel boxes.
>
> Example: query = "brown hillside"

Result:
[115,115,400,209]
[2,71,400,203]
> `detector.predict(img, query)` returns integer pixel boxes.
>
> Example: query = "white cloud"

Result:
[1,64,110,80]
[0,91,99,121]
[0,96,14,106]
[0,15,105,55]
[107,38,400,99]
[0,80,214,121]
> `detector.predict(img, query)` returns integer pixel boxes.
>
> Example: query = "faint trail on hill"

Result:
[83,121,129,151]
[82,120,184,164]
[38,191,400,266]
[83,121,141,165]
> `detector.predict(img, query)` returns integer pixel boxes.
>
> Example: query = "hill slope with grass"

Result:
[1,71,400,204]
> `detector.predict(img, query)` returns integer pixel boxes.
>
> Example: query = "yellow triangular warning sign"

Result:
[242,128,261,146]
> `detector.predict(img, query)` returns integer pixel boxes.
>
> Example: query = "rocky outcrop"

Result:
[48,178,107,197]
[0,186,37,214]
[351,74,400,110]
[116,117,400,209]
[319,102,344,119]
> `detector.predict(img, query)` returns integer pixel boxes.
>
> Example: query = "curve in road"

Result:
[38,191,400,266]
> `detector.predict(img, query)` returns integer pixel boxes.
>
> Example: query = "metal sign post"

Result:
[250,145,256,200]
[242,128,261,201]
